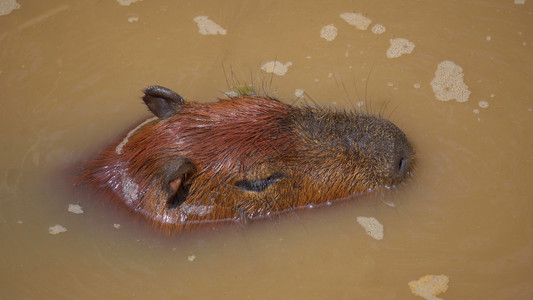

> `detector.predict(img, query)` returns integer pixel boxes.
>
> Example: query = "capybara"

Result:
[81,86,414,231]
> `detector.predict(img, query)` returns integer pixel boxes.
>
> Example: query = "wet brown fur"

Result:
[81,87,414,232]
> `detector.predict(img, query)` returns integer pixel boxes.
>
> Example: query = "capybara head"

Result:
[82,86,414,230]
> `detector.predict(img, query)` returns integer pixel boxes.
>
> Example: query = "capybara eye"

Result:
[235,173,284,192]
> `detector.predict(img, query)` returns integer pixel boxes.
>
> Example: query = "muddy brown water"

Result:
[1,0,532,299]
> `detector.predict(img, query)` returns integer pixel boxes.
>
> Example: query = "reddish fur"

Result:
[82,97,301,231]
[80,94,413,233]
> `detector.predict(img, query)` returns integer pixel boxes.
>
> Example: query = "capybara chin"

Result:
[81,85,414,231]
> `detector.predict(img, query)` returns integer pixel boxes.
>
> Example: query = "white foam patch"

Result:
[68,204,83,214]
[357,216,384,240]
[340,12,372,30]
[193,16,227,35]
[478,100,489,108]
[371,24,386,34]
[188,255,196,262]
[294,89,304,98]
[514,0,525,4]
[430,60,471,103]
[49,224,67,235]
[261,61,293,76]
[115,117,158,155]
[180,204,213,216]
[408,275,449,300]
[128,16,139,23]
[320,24,338,41]
[0,0,20,16]
[386,38,415,58]
[116,0,141,6]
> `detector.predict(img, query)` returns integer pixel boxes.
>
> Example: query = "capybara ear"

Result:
[159,158,196,208]
[143,86,185,119]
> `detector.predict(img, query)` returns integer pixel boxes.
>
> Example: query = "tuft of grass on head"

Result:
[236,85,256,96]
[225,84,257,98]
